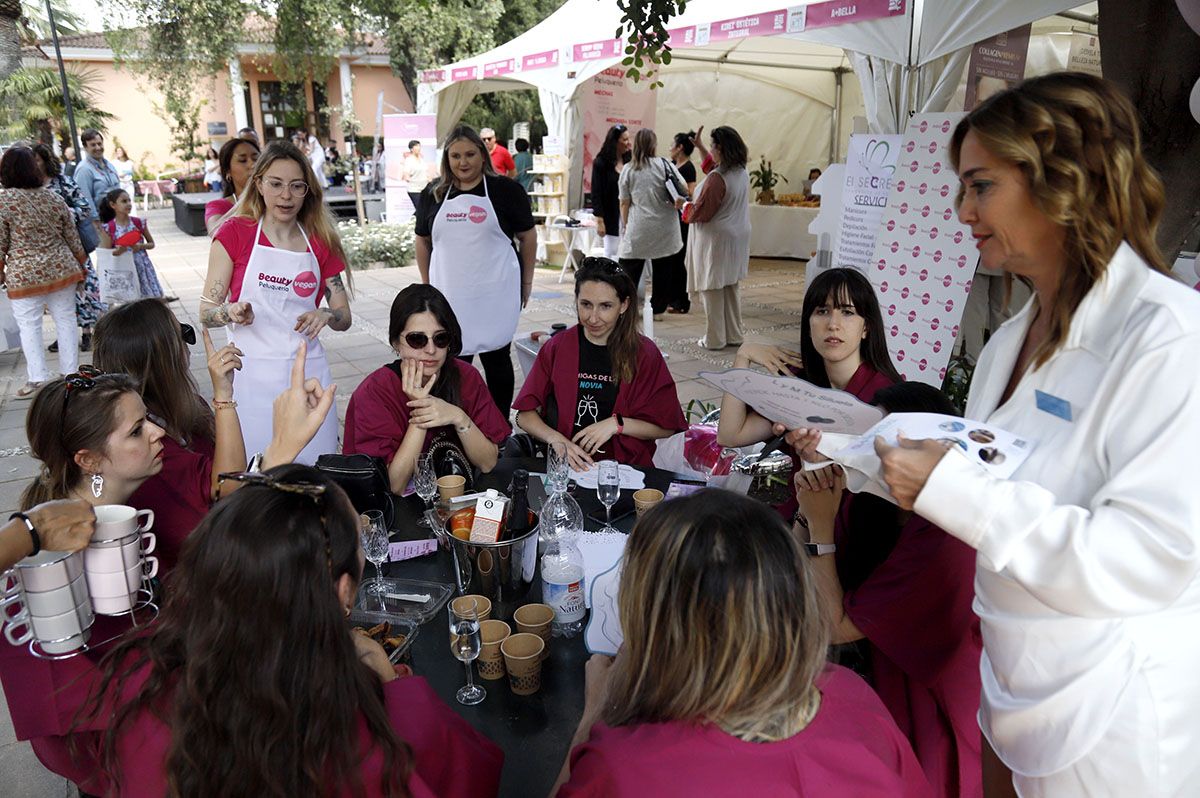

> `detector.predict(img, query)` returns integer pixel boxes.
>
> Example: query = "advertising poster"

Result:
[580,68,657,194]
[383,114,437,224]
[963,24,1032,111]
[866,112,975,386]
[835,133,902,272]
[1067,32,1103,76]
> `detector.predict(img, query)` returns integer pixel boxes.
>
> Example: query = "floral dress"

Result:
[106,217,163,298]
[47,175,104,327]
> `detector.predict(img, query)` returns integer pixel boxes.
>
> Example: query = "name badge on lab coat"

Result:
[1035,390,1073,422]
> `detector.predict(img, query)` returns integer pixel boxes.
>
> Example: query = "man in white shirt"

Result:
[299,128,328,188]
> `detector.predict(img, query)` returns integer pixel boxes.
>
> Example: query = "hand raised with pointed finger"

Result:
[266,340,337,465]
[202,328,243,402]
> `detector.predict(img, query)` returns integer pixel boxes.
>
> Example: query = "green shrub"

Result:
[337,220,416,269]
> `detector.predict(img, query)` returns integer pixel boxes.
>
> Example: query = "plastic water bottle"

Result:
[542,533,585,638]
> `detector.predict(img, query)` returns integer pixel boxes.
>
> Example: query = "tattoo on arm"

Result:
[328,307,350,329]
[201,305,231,327]
[326,274,346,296]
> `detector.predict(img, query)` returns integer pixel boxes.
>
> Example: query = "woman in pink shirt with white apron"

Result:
[201,141,351,463]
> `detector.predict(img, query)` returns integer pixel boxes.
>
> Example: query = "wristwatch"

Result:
[804,542,837,557]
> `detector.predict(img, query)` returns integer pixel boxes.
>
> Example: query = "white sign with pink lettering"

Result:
[866,112,974,386]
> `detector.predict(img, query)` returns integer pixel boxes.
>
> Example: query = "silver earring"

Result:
[90,473,104,498]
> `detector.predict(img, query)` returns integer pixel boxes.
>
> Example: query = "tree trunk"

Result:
[0,9,22,84]
[1099,0,1200,260]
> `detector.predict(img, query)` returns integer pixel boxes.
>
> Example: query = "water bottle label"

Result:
[544,579,585,623]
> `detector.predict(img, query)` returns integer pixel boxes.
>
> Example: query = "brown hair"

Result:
[93,299,213,444]
[574,258,640,384]
[218,136,260,198]
[949,72,1168,369]
[20,374,141,509]
[604,490,829,742]
[710,126,748,170]
[432,125,495,203]
[630,128,658,170]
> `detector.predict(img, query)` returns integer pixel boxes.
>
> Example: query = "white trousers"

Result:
[12,284,78,383]
[602,234,620,258]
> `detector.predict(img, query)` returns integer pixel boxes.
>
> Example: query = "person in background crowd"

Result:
[480,127,516,178]
[552,490,931,796]
[662,131,697,314]
[237,126,260,144]
[403,139,429,210]
[372,140,387,193]
[302,128,329,189]
[690,124,716,175]
[202,141,350,464]
[795,381,982,798]
[804,167,823,200]
[686,125,751,350]
[590,124,631,258]
[32,144,103,354]
[617,128,687,318]
[415,124,536,416]
[205,136,261,235]
[72,129,121,224]
[514,258,685,470]
[325,143,345,187]
[62,146,77,179]
[111,146,136,198]
[513,137,534,192]
[0,146,87,398]
[98,188,170,301]
[203,146,222,191]
[0,498,94,573]
[345,284,510,494]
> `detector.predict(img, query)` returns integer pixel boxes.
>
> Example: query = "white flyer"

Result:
[569,463,645,490]
[698,369,885,435]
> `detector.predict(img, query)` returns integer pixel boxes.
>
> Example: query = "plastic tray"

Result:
[348,611,419,664]
[354,576,453,625]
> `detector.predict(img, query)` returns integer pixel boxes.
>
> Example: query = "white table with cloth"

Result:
[749,204,819,260]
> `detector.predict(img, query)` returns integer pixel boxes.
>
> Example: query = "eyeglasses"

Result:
[259,177,309,197]
[179,322,195,346]
[217,471,332,569]
[581,256,625,275]
[403,331,453,350]
[481,136,494,142]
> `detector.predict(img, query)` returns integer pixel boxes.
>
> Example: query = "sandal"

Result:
[15,382,42,399]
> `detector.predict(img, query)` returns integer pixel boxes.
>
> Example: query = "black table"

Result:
[170,191,386,236]
[382,458,686,798]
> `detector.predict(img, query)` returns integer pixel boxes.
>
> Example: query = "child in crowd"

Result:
[97,187,172,301]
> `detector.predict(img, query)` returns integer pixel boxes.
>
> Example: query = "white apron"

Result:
[228,221,339,464]
[428,178,521,356]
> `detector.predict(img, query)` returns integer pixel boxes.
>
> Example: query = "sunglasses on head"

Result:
[61,365,114,431]
[581,256,625,275]
[180,323,195,346]
[218,471,333,568]
[403,331,453,350]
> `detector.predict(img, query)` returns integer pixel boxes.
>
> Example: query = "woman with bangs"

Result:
[344,284,511,494]
[552,490,930,796]
[514,258,685,471]
[874,72,1200,797]
[70,464,503,797]
[201,140,351,464]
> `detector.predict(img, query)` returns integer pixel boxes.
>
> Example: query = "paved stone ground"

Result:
[0,207,808,792]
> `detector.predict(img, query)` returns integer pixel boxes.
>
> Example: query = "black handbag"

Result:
[314,453,395,529]
[425,430,475,492]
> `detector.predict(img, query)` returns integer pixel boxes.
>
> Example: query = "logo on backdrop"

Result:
[468,206,488,224]
[292,271,319,298]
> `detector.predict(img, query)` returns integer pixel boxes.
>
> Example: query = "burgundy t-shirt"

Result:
[212,215,346,307]
[128,432,215,577]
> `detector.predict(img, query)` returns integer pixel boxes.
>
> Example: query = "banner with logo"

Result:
[963,23,1032,111]
[867,113,974,386]
[383,113,438,224]
[835,133,902,271]
[580,68,658,195]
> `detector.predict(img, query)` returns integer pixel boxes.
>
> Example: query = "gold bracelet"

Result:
[212,399,238,410]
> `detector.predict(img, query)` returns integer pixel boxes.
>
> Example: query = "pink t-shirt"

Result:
[204,197,233,225]
[558,666,933,797]
[213,215,346,307]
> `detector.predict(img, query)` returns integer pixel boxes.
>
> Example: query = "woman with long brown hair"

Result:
[513,257,685,471]
[71,465,502,796]
[204,136,261,235]
[874,72,1200,796]
[200,140,351,463]
[552,490,930,796]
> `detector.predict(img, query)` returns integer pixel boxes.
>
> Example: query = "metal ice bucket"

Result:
[441,507,540,621]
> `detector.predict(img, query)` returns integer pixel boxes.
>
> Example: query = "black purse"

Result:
[425,430,475,492]
[314,453,394,529]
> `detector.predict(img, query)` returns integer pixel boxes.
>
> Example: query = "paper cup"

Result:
[477,619,511,680]
[451,594,491,621]
[501,632,545,695]
[633,488,664,516]
[437,475,466,501]
[514,603,553,661]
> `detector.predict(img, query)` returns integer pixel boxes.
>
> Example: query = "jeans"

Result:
[12,284,79,382]
[459,343,515,417]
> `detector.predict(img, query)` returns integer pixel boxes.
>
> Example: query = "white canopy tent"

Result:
[419,0,1090,207]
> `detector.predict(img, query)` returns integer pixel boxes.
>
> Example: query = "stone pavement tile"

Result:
[0,477,28,517]
[673,378,723,409]
[0,741,75,797]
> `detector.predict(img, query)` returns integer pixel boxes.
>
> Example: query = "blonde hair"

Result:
[229,141,353,292]
[949,72,1167,369]
[604,490,829,742]
[630,128,657,170]
[432,125,495,203]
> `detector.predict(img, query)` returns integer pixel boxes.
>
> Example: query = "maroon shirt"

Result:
[512,326,687,466]
[129,432,215,577]
[558,665,932,797]
[343,359,511,460]
[837,503,983,798]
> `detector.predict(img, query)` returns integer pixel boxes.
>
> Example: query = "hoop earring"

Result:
[90,473,104,499]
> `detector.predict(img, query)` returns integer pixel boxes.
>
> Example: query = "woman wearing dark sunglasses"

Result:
[344,284,511,494]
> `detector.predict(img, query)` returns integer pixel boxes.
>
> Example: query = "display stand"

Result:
[23,580,159,661]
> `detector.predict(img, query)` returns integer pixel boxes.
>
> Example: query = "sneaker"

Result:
[80,333,92,352]
[47,340,58,353]
[162,295,179,303]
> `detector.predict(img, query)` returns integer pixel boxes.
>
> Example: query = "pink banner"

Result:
[668,26,697,48]
[805,0,906,31]
[708,10,789,42]
[451,66,478,82]
[420,69,446,84]
[483,59,515,78]
[522,49,560,71]
[573,39,622,62]
[580,67,657,195]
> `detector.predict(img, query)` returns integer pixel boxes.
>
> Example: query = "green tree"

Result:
[0,65,114,145]
[20,0,86,42]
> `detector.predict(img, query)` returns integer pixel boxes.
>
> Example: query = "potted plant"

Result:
[749,156,787,205]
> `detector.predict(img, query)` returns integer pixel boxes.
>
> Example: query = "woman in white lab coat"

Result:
[873,73,1200,797]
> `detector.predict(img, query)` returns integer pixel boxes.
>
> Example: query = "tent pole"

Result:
[667,54,839,73]
[828,68,844,165]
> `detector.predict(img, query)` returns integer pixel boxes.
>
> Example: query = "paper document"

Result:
[698,369,885,434]
[570,464,645,490]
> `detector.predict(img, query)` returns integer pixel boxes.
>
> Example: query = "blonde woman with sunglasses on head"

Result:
[201,141,352,464]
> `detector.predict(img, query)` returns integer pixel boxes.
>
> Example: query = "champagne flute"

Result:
[360,510,389,595]
[596,459,620,534]
[448,598,485,705]
[414,455,437,528]
[546,440,570,495]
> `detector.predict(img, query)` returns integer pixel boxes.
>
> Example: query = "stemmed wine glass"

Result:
[546,440,570,495]
[596,460,620,534]
[360,510,390,596]
[414,455,437,528]
[448,597,485,705]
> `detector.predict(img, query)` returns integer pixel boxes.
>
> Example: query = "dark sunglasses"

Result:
[581,256,625,275]
[403,331,453,350]
[62,365,109,428]
[180,322,196,346]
